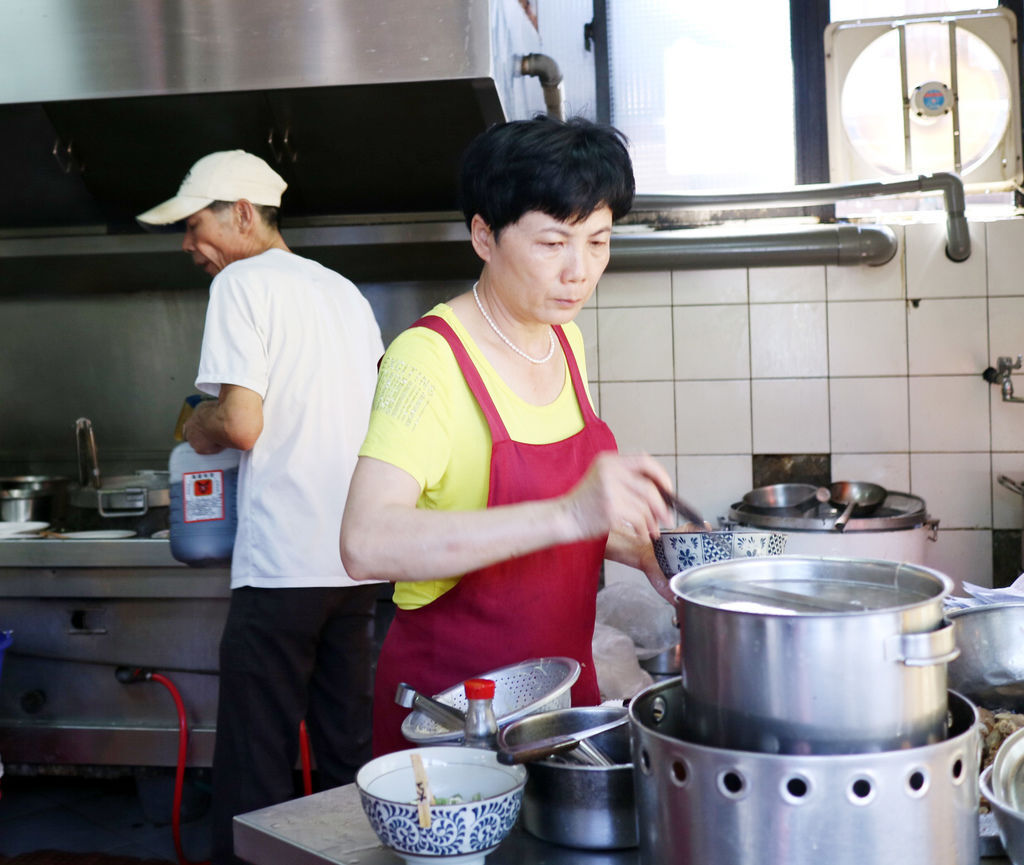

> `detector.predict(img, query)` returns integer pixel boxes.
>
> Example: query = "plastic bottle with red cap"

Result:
[463,678,498,749]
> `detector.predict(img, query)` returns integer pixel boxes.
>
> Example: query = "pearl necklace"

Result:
[472,283,556,364]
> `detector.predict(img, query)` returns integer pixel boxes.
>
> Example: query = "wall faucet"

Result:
[983,355,1024,402]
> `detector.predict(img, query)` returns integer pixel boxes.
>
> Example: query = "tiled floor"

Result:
[0,773,213,863]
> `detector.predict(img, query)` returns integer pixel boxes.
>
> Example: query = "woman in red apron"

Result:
[341,116,680,756]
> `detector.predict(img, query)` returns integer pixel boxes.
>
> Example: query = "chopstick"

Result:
[660,488,705,528]
[410,753,433,828]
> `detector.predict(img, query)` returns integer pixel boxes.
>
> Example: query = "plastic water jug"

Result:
[169,442,240,567]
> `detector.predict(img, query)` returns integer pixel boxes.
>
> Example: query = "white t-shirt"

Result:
[195,248,384,589]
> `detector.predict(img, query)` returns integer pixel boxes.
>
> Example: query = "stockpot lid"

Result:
[729,490,927,532]
[669,556,953,616]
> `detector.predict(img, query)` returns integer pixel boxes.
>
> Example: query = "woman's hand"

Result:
[562,452,674,542]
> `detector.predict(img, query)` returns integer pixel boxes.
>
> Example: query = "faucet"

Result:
[983,355,1024,403]
[74,417,102,489]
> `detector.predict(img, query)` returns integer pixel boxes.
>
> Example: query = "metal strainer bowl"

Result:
[401,656,581,745]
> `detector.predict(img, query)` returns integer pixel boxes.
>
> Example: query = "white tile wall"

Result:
[986,219,1024,297]
[675,380,752,455]
[749,303,827,378]
[596,307,673,380]
[676,454,753,526]
[673,305,749,379]
[672,268,747,304]
[593,216,1024,589]
[909,376,990,451]
[751,378,830,453]
[829,378,909,453]
[906,298,988,375]
[749,265,826,302]
[988,296,1024,363]
[910,452,992,529]
[601,381,676,455]
[597,271,671,307]
[827,300,908,376]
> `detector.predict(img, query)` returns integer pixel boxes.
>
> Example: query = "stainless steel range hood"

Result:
[0,0,548,233]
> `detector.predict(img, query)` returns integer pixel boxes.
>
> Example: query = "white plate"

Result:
[0,521,49,536]
[53,530,137,540]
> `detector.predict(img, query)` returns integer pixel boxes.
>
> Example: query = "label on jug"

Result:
[182,469,228,522]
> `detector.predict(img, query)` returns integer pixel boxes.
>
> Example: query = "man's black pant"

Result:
[210,583,380,865]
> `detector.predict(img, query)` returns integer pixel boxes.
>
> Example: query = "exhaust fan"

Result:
[824,8,1022,190]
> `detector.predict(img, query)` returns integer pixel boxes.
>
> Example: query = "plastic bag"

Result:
[595,581,677,660]
[592,622,654,701]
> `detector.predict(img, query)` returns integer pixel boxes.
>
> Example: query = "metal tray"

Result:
[729,491,928,532]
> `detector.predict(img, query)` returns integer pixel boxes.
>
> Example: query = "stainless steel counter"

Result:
[0,537,185,569]
[0,537,229,767]
[234,781,639,865]
[234,783,1011,865]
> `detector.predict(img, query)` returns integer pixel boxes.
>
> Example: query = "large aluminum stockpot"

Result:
[629,678,979,865]
[670,556,957,754]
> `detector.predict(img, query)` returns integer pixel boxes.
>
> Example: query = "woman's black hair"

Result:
[457,115,635,237]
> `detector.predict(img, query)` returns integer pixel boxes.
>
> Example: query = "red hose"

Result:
[146,671,313,865]
[149,672,210,865]
[299,720,313,797]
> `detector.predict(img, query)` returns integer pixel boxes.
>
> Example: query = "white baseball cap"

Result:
[136,150,288,225]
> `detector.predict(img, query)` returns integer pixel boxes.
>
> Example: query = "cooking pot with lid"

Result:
[497,705,636,850]
[65,417,170,534]
[670,556,957,754]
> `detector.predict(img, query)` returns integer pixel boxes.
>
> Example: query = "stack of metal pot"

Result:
[628,556,980,865]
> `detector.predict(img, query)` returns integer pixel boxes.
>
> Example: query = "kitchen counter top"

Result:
[0,537,184,568]
[0,538,230,598]
[235,783,1010,865]
[234,781,638,865]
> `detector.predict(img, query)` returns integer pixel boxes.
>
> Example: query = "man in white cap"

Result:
[139,150,384,865]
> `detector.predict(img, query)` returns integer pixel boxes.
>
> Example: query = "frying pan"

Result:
[830,481,886,532]
[743,483,830,511]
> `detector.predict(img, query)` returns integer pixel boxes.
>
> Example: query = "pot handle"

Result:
[999,475,1024,497]
[97,488,149,517]
[884,620,960,667]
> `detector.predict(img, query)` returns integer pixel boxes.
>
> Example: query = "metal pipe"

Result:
[634,172,971,262]
[520,53,564,121]
[608,224,897,271]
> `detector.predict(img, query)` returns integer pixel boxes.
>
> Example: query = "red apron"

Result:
[371,314,618,756]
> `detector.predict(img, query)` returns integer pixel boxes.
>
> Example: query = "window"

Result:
[605,0,1012,213]
[607,0,795,193]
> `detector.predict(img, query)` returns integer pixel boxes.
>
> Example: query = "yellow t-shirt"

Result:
[359,303,594,609]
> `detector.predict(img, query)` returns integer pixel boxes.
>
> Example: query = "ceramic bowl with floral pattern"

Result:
[356,746,527,865]
[655,530,789,578]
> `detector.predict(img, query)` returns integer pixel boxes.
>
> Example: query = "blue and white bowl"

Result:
[654,530,788,578]
[356,746,527,865]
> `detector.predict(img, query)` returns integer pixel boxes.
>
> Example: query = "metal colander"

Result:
[401,656,581,745]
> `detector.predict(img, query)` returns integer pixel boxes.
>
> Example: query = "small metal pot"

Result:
[497,705,636,850]
[68,471,170,517]
[0,476,69,522]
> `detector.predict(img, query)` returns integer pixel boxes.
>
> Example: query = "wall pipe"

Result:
[608,224,897,271]
[520,53,564,120]
[632,172,970,262]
